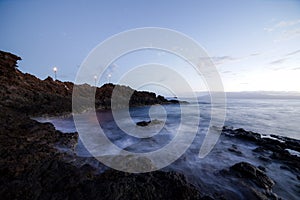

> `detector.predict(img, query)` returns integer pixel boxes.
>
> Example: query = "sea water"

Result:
[34,97,300,199]
[36,98,300,140]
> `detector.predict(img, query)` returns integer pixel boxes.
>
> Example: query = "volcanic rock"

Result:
[229,162,275,190]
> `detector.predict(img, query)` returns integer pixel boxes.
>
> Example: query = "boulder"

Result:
[229,162,275,190]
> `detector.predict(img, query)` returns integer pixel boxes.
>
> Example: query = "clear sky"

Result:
[1,0,300,92]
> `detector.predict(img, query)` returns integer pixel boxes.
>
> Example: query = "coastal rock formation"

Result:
[0,50,201,200]
[229,162,274,189]
[0,50,74,115]
[136,119,163,127]
[0,50,21,78]
[0,50,178,116]
[95,83,178,109]
[223,126,300,174]
[1,50,300,199]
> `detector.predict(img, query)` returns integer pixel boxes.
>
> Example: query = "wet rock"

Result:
[0,51,208,200]
[136,120,151,126]
[257,156,271,162]
[73,170,205,200]
[252,147,265,153]
[264,190,279,200]
[228,144,243,155]
[136,119,163,127]
[224,126,300,175]
[229,162,275,190]
[258,166,266,172]
[233,128,261,142]
[0,106,207,200]
[223,127,262,142]
[2,51,300,199]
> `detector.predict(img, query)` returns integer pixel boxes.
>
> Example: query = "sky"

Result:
[1,0,300,93]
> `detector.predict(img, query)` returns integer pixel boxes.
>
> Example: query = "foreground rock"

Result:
[223,126,300,174]
[0,50,203,200]
[0,106,211,200]
[1,50,300,199]
[228,162,274,189]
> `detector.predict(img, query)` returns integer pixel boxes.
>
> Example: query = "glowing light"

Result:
[53,67,57,80]
[94,75,97,86]
[108,74,112,83]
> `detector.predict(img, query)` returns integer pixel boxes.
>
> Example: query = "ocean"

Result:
[36,97,300,140]
[34,97,300,199]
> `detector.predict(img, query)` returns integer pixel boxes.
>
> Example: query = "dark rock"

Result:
[136,120,151,126]
[2,50,300,200]
[258,156,271,162]
[0,51,207,200]
[136,119,163,127]
[228,147,243,155]
[258,166,266,172]
[253,147,265,153]
[229,162,275,190]
[73,170,205,200]
[264,190,279,200]
[280,165,290,170]
[0,51,179,116]
[168,99,180,104]
[0,106,207,200]
[0,50,21,69]
[228,144,242,155]
[233,128,261,142]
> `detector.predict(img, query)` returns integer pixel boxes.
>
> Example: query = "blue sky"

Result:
[1,0,300,92]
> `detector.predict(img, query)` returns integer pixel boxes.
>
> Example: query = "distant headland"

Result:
[0,50,179,116]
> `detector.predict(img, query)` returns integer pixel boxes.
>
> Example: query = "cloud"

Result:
[211,56,237,65]
[202,52,261,66]
[250,53,260,56]
[264,27,274,32]
[286,49,300,56]
[221,70,233,74]
[274,19,300,28]
[269,58,287,65]
[292,67,300,70]
[281,28,300,40]
[265,19,300,32]
[266,19,300,42]
[268,49,300,69]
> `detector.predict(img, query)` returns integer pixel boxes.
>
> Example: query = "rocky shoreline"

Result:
[0,50,205,199]
[1,50,300,199]
[0,50,179,116]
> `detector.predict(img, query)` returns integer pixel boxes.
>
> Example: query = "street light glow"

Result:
[53,67,57,80]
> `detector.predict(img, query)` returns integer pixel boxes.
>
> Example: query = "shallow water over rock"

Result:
[35,101,300,199]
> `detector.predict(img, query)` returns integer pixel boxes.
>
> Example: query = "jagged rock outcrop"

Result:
[223,126,300,174]
[2,51,299,200]
[0,50,178,116]
[0,50,21,78]
[0,51,202,200]
[229,162,275,190]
